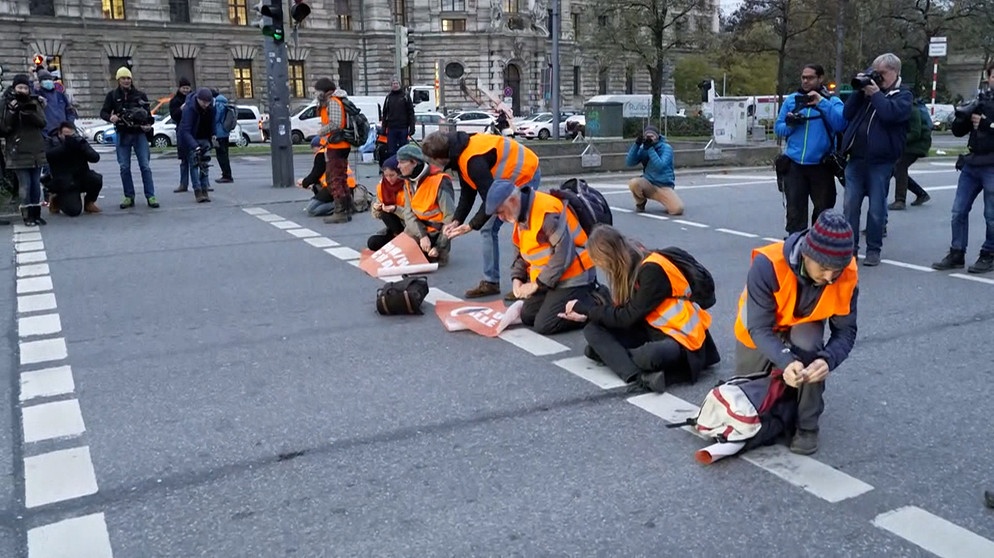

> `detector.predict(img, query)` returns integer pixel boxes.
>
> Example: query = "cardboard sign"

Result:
[435,299,524,338]
[358,233,438,278]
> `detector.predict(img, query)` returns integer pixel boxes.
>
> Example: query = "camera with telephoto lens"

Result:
[851,69,884,89]
[194,145,211,173]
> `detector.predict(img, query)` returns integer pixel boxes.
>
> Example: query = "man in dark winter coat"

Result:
[177,87,216,203]
[170,77,193,193]
[44,121,102,217]
[99,66,158,209]
[380,78,415,158]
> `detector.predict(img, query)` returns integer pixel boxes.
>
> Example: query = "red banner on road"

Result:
[434,299,524,338]
[359,233,438,278]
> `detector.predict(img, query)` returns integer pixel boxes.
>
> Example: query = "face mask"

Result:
[41,80,55,90]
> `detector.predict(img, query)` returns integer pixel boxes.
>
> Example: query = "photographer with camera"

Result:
[774,64,847,234]
[100,67,158,209]
[625,125,682,215]
[178,87,216,203]
[44,121,102,217]
[840,53,913,267]
[932,62,994,274]
[1,74,48,226]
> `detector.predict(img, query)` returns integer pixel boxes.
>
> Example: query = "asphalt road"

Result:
[3,152,993,557]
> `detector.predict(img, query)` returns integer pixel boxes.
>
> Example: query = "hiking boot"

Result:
[465,280,500,298]
[583,345,603,363]
[887,200,906,210]
[147,196,160,208]
[194,190,205,203]
[863,251,881,266]
[968,251,994,274]
[635,201,647,213]
[174,185,188,193]
[30,206,46,226]
[215,177,233,184]
[200,189,212,203]
[323,211,350,224]
[932,249,965,270]
[911,193,931,206]
[48,197,60,214]
[120,197,135,209]
[789,429,819,455]
[21,207,36,227]
[83,201,101,214]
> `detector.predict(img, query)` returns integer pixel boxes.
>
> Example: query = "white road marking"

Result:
[242,207,270,215]
[706,174,777,180]
[27,513,114,558]
[13,223,36,233]
[325,246,361,260]
[423,288,462,305]
[950,273,994,285]
[287,228,320,238]
[881,259,935,272]
[18,314,63,338]
[17,276,54,294]
[553,356,628,389]
[304,237,339,248]
[24,446,99,508]
[16,263,51,278]
[20,366,75,402]
[641,214,669,221]
[873,506,994,558]
[270,220,301,230]
[256,213,285,222]
[627,392,873,503]
[20,338,68,366]
[15,241,45,252]
[716,228,759,238]
[15,231,43,242]
[612,207,633,213]
[763,237,782,242]
[347,259,361,267]
[21,399,86,443]
[673,219,709,228]
[928,185,957,191]
[498,328,570,356]
[17,251,48,264]
[18,293,57,314]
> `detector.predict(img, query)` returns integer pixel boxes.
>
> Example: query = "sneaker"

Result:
[932,249,966,270]
[789,429,819,455]
[635,201,647,213]
[120,197,135,209]
[215,177,234,184]
[147,196,160,208]
[968,251,994,274]
[464,280,500,299]
[174,185,189,193]
[887,200,906,210]
[863,251,881,266]
[910,193,931,206]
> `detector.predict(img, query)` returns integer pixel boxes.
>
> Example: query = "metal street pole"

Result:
[394,25,403,83]
[264,36,294,188]
[550,0,561,140]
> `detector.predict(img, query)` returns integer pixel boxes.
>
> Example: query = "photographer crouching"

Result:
[177,88,216,203]
[841,53,913,267]
[932,62,994,274]
[774,64,847,234]
[1,74,48,226]
[43,121,102,216]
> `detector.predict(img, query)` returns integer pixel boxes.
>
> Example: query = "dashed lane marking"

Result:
[304,237,339,248]
[498,328,570,356]
[24,446,99,508]
[20,366,75,402]
[716,228,759,238]
[21,399,87,444]
[17,276,54,294]
[324,246,361,260]
[672,219,709,228]
[256,213,286,222]
[881,259,935,272]
[950,273,994,285]
[287,228,321,238]
[17,250,48,265]
[17,263,51,277]
[641,214,669,221]
[18,314,63,338]
[19,338,68,366]
[553,357,628,390]
[270,220,301,230]
[15,241,45,252]
[241,207,270,215]
[873,506,994,558]
[27,513,114,558]
[17,293,57,314]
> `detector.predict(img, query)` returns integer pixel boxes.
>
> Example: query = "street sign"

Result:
[503,86,513,97]
[929,36,947,57]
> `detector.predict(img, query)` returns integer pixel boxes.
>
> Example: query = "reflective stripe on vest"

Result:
[512,191,592,284]
[456,135,539,191]
[347,165,357,189]
[404,172,446,229]
[641,253,711,351]
[733,242,858,349]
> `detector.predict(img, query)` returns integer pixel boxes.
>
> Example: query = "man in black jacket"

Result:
[169,77,192,193]
[100,66,158,209]
[380,78,415,158]
[44,122,102,217]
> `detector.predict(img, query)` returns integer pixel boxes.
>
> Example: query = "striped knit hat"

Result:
[800,210,854,269]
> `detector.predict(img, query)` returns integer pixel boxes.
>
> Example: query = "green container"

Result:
[583,102,623,139]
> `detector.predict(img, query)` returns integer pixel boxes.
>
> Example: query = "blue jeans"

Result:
[14,168,42,206]
[479,167,543,283]
[386,128,409,158]
[179,156,190,189]
[305,198,335,216]
[950,163,994,253]
[187,141,212,190]
[843,159,893,254]
[115,132,155,199]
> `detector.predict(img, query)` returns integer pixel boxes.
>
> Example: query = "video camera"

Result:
[193,145,212,174]
[851,69,884,89]
[116,107,150,129]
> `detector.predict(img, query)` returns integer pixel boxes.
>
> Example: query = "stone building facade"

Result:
[0,0,720,117]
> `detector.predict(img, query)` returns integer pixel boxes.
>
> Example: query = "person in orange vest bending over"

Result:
[313,77,352,224]
[422,131,541,300]
[485,179,600,335]
[558,225,720,392]
[396,144,455,266]
[734,210,859,455]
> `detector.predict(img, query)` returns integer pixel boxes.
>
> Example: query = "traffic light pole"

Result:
[550,0,561,140]
[394,25,403,82]
[264,37,294,188]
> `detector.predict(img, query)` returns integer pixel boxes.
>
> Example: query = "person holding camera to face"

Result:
[840,53,913,267]
[626,125,682,215]
[177,88,216,203]
[774,64,847,235]
[43,121,102,217]
[932,62,994,274]
[1,74,48,226]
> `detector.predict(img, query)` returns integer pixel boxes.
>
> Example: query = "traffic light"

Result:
[827,81,837,94]
[290,0,311,25]
[254,0,285,43]
[399,26,410,68]
[32,54,44,70]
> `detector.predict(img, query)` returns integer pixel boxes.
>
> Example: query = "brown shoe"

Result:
[48,197,60,214]
[194,190,205,203]
[174,185,189,193]
[465,280,500,298]
[83,201,102,214]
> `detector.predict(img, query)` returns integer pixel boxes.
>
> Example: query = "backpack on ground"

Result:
[221,105,238,133]
[352,183,373,213]
[655,246,716,310]
[916,102,933,151]
[339,98,370,147]
[375,276,429,315]
[548,178,613,235]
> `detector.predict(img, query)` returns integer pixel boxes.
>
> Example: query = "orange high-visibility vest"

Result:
[347,164,357,190]
[456,135,539,191]
[734,242,858,349]
[641,252,711,351]
[512,191,592,284]
[319,97,350,149]
[404,171,446,230]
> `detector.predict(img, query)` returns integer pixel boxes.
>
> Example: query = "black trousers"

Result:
[521,284,599,336]
[216,137,232,179]
[367,212,405,251]
[892,152,928,203]
[583,322,685,382]
[52,172,102,217]
[784,161,837,234]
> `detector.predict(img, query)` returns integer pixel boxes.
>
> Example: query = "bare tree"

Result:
[887,0,980,94]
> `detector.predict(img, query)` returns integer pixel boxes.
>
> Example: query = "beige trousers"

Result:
[628,177,684,215]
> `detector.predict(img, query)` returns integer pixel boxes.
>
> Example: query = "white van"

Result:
[289,97,381,144]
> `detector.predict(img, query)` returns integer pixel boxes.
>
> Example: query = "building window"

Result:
[335,0,352,30]
[625,68,634,94]
[169,0,190,23]
[47,55,63,73]
[102,0,125,20]
[229,0,248,25]
[174,58,195,87]
[442,19,466,32]
[338,61,355,96]
[597,15,608,27]
[30,0,55,16]
[393,0,406,25]
[233,59,254,99]
[571,12,579,35]
[289,60,306,98]
[108,56,130,78]
[503,0,519,13]
[598,67,608,94]
[572,66,580,96]
[441,0,465,10]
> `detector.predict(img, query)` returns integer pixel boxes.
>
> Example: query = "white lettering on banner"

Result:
[470,308,502,328]
[373,245,411,268]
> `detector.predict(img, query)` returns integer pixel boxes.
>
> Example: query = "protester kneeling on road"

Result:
[626,125,683,215]
[734,210,858,455]
[367,156,407,251]
[299,136,335,217]
[397,144,455,266]
[487,179,601,335]
[558,225,719,392]
[43,122,102,217]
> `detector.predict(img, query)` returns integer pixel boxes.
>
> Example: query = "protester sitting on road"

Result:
[486,179,600,335]
[397,144,454,266]
[43,122,102,217]
[367,156,407,251]
[422,131,541,300]
[558,226,720,392]
[625,125,683,215]
[734,210,859,455]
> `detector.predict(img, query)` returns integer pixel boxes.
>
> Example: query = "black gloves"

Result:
[635,135,644,147]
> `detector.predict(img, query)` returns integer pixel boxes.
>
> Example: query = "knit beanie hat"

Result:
[800,210,854,269]
[643,125,660,136]
[37,69,53,81]
[195,87,213,102]
[12,74,30,88]
[178,77,191,87]
[396,143,425,162]
[314,77,336,93]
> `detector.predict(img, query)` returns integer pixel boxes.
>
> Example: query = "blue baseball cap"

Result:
[485,179,516,215]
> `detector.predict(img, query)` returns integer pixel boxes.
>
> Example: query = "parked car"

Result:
[107,114,247,148]
[285,98,381,144]
[447,110,496,133]
[515,111,579,140]
[412,112,445,140]
[234,105,265,143]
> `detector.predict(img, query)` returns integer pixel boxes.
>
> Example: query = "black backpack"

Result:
[375,276,429,315]
[656,247,716,310]
[221,105,238,133]
[339,98,370,147]
[548,178,613,235]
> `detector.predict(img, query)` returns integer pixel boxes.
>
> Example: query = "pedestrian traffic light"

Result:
[254,0,285,44]
[827,81,837,93]
[290,0,311,25]
[32,54,44,69]
[399,26,410,67]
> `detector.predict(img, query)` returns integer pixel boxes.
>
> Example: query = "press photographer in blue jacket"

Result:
[774,64,847,234]
[625,125,682,215]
